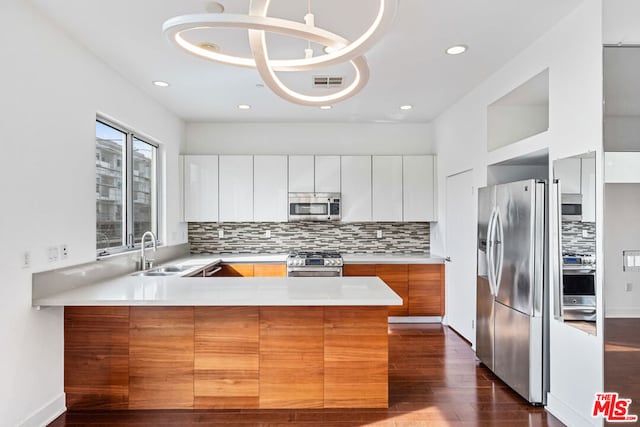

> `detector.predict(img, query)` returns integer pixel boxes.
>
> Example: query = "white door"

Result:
[372,156,403,221]
[254,155,288,222]
[219,155,253,222]
[445,169,477,345]
[341,156,372,221]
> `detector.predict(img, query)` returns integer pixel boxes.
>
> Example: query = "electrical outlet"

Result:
[22,251,31,269]
[471,320,475,329]
[376,230,383,239]
[218,229,224,238]
[60,244,68,260]
[47,246,59,263]
[265,230,271,238]
[626,282,633,292]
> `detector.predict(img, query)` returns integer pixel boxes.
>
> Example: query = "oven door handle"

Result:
[562,305,596,313]
[562,269,596,275]
[288,267,343,272]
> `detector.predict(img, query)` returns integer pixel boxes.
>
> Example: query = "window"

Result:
[96,118,158,253]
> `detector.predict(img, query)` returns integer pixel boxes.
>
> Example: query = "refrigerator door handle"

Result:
[551,180,564,320]
[486,207,498,296]
[494,209,504,296]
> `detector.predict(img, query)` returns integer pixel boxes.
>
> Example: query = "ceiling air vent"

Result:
[313,76,344,88]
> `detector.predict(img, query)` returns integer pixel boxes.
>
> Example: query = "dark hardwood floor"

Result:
[50,324,564,426]
[605,318,640,426]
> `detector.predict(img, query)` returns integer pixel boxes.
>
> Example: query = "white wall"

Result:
[604,184,640,317]
[186,122,433,155]
[432,0,603,425]
[0,1,185,425]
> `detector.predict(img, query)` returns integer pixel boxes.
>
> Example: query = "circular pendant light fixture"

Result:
[162,0,398,106]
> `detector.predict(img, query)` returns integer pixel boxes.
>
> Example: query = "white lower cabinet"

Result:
[183,155,218,222]
[254,155,288,222]
[219,156,254,222]
[372,156,403,221]
[341,156,372,221]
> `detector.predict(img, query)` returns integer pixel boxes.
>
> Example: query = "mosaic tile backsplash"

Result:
[562,220,595,255]
[189,222,430,255]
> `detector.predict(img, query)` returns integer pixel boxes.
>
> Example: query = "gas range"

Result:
[286,251,343,277]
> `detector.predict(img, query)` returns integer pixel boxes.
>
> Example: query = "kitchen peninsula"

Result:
[34,273,401,410]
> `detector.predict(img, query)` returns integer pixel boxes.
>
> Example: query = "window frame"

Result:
[96,116,161,256]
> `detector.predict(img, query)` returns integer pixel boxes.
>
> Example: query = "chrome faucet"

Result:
[139,231,157,270]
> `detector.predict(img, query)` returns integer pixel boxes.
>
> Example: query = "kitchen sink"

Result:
[154,265,191,273]
[131,264,193,277]
[132,271,176,277]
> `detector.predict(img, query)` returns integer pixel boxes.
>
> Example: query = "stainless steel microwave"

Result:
[288,192,341,221]
[561,194,582,221]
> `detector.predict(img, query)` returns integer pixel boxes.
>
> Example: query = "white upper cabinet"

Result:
[555,157,581,194]
[341,156,372,222]
[372,156,403,221]
[183,155,218,222]
[219,155,253,222]
[581,157,596,223]
[288,155,314,192]
[254,155,288,222]
[403,155,436,221]
[314,156,341,193]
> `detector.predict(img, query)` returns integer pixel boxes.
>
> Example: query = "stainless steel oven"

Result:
[286,252,343,277]
[562,254,596,321]
[288,193,341,221]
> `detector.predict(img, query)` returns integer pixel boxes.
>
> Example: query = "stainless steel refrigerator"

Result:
[476,179,548,405]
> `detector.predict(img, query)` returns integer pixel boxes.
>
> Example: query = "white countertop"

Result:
[341,254,445,264]
[33,275,402,308]
[188,253,444,264]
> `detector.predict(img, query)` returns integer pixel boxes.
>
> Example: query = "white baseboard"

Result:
[546,392,597,427]
[605,307,640,318]
[388,316,442,323]
[19,393,66,427]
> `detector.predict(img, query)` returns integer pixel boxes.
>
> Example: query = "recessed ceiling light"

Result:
[152,80,170,87]
[445,44,468,55]
[238,104,251,110]
[319,105,332,110]
[199,42,220,52]
[400,105,413,110]
[206,2,225,13]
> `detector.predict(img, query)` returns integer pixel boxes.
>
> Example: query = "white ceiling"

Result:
[31,0,583,123]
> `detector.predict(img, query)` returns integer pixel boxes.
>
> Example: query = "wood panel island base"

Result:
[65,305,389,410]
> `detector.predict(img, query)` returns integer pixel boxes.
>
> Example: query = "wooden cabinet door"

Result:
[194,307,259,409]
[343,264,376,276]
[259,307,324,408]
[64,307,130,410]
[253,264,286,277]
[129,307,194,409]
[375,264,408,316]
[408,264,444,316]
[218,264,255,277]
